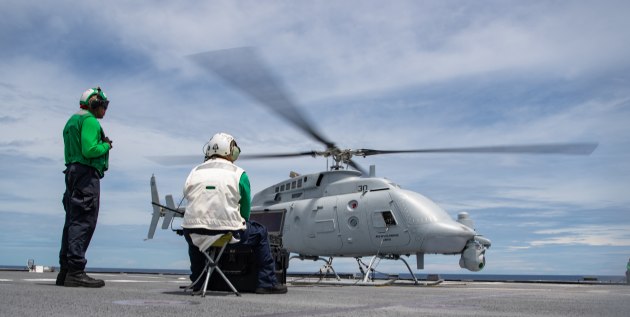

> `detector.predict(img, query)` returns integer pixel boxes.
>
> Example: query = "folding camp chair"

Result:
[185,232,241,297]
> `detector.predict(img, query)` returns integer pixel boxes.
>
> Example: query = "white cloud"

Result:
[506,246,532,251]
[531,225,630,247]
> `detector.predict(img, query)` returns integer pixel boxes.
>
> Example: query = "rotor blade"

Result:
[188,47,336,150]
[146,155,202,166]
[356,142,599,156]
[241,151,319,159]
[147,151,319,166]
[347,159,367,175]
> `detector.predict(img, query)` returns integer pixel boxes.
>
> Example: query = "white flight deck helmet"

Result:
[204,132,241,161]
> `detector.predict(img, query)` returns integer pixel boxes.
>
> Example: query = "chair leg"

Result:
[184,264,209,293]
[200,248,217,297]
[201,265,213,297]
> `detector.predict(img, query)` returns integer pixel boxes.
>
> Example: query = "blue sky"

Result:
[1,1,629,276]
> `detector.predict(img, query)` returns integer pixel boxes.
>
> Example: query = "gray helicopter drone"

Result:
[147,47,597,283]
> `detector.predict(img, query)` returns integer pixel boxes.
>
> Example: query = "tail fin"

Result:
[147,175,186,240]
[147,174,162,240]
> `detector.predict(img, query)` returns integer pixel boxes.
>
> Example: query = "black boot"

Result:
[255,284,287,294]
[55,269,67,286]
[64,271,105,288]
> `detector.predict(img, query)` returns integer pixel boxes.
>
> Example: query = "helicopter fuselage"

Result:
[252,170,480,258]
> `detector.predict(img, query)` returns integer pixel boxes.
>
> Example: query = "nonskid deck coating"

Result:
[0,271,628,317]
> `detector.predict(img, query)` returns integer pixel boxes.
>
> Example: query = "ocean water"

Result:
[2,265,626,284]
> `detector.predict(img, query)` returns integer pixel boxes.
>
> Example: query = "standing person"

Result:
[626,257,630,284]
[56,87,112,288]
[182,132,287,294]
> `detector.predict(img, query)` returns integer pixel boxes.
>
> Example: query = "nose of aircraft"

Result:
[421,221,476,253]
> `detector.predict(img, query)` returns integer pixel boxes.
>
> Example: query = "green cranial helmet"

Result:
[79,87,108,108]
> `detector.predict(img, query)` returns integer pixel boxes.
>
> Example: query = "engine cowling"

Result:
[459,239,488,272]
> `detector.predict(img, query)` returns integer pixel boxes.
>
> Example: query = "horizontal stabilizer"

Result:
[162,195,176,229]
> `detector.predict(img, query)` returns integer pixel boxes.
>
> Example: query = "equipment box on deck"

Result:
[208,244,289,293]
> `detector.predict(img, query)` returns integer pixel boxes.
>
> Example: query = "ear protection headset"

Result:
[230,141,241,161]
[80,86,109,110]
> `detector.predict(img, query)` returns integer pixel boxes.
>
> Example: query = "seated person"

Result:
[182,132,287,294]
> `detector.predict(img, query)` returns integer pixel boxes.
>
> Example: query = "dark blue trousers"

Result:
[59,163,100,272]
[184,221,278,289]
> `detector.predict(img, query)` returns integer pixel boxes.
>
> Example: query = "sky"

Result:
[1,0,629,276]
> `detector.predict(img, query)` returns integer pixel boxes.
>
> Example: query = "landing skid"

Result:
[289,254,443,287]
[357,254,419,285]
[289,255,341,281]
[289,277,443,287]
[290,278,397,287]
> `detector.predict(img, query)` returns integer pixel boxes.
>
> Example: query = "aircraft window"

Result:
[286,183,291,190]
[316,174,324,186]
[280,184,285,191]
[304,176,308,183]
[291,181,296,189]
[297,178,302,188]
[372,211,397,228]
[382,211,397,226]
[275,187,279,193]
[274,193,281,202]
[291,193,302,199]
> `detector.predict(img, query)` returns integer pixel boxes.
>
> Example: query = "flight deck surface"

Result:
[1,271,628,317]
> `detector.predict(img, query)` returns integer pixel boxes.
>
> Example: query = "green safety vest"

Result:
[63,110,110,177]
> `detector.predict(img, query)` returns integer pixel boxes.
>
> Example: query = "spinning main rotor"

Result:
[152,47,598,170]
